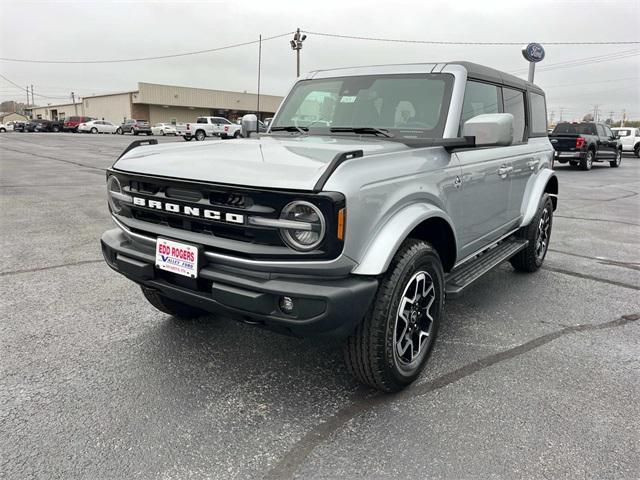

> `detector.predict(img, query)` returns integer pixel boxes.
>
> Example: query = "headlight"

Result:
[107,175,123,213]
[279,201,325,251]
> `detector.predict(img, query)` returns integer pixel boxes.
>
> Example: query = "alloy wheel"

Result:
[394,271,436,366]
[535,207,551,260]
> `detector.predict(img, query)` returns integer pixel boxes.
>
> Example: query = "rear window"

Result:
[615,129,632,137]
[552,123,597,136]
[68,116,80,122]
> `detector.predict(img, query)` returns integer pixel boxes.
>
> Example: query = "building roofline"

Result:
[137,81,283,99]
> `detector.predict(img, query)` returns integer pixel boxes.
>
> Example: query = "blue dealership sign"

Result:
[522,43,545,63]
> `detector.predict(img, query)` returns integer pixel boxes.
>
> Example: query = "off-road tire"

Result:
[610,149,622,167]
[344,239,444,392]
[580,149,594,170]
[510,194,553,272]
[141,286,205,319]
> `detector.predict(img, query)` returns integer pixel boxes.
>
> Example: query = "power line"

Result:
[0,73,70,100]
[509,49,640,74]
[0,32,293,64]
[302,30,640,46]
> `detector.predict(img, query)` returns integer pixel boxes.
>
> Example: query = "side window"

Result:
[196,117,207,124]
[502,87,526,143]
[596,124,605,137]
[460,81,501,133]
[529,93,547,136]
[604,126,614,138]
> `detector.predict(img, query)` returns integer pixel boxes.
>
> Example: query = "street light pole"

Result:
[290,28,307,77]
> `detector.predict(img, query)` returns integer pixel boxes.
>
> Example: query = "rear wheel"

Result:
[90,127,98,134]
[233,131,240,138]
[52,125,60,132]
[344,239,444,392]
[634,144,640,158]
[580,150,594,170]
[183,136,192,141]
[116,127,123,135]
[195,130,206,141]
[133,130,139,136]
[610,149,622,167]
[141,286,206,319]
[510,194,553,272]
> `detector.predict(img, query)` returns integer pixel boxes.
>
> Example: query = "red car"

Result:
[64,116,96,132]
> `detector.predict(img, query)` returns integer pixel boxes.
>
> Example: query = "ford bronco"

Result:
[101,62,557,392]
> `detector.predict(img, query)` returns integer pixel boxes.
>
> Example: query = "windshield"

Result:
[271,73,454,139]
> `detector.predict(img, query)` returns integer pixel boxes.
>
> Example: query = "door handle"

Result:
[498,166,513,178]
[527,159,538,170]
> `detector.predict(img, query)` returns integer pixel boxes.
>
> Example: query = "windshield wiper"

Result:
[270,125,308,134]
[329,127,394,138]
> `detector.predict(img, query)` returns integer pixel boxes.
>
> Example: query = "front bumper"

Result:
[101,228,378,338]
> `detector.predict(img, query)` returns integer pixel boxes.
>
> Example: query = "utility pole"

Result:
[621,109,626,127]
[559,107,564,122]
[31,84,35,106]
[549,110,555,126]
[26,85,30,107]
[609,110,614,124]
[71,92,78,115]
[593,105,599,122]
[290,28,307,77]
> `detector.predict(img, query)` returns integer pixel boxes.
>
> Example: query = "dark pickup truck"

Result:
[549,122,622,170]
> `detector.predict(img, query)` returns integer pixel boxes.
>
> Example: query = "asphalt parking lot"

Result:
[1,132,638,479]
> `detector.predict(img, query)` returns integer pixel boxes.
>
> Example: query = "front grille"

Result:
[110,170,345,260]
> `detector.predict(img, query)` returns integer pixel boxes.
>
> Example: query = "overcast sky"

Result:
[1,0,639,121]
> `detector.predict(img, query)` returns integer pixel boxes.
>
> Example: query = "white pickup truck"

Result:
[175,116,241,141]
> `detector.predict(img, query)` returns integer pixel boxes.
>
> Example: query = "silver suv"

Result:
[101,62,557,392]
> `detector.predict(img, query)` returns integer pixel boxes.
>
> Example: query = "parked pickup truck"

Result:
[611,127,640,157]
[549,122,622,170]
[175,116,242,141]
[101,61,557,392]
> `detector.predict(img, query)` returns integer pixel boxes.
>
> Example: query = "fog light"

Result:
[279,296,294,314]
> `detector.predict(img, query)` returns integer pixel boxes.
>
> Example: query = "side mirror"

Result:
[462,113,514,147]
[241,114,258,138]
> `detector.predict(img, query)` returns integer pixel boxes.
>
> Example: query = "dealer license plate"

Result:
[155,238,199,278]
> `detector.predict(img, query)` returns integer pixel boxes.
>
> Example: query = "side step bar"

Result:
[445,238,528,297]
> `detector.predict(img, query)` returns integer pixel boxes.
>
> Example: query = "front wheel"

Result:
[634,145,640,158]
[90,127,98,134]
[344,239,444,392]
[510,194,553,272]
[195,130,206,141]
[141,286,206,319]
[610,149,622,167]
[116,128,123,135]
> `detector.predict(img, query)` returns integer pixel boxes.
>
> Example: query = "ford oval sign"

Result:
[522,43,545,63]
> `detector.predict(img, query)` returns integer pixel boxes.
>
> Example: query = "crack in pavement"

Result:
[554,215,640,228]
[0,259,104,277]
[542,266,640,290]
[0,146,107,172]
[548,248,640,272]
[265,313,640,479]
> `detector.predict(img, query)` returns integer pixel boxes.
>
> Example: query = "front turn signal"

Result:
[337,208,345,241]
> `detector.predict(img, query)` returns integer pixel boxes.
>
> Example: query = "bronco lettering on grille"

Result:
[132,197,244,224]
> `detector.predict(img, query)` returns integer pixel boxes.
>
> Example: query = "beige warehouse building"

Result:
[31,82,283,125]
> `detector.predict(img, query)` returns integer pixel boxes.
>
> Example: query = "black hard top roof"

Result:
[450,61,545,95]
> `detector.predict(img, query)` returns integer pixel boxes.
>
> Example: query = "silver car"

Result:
[101,61,557,392]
